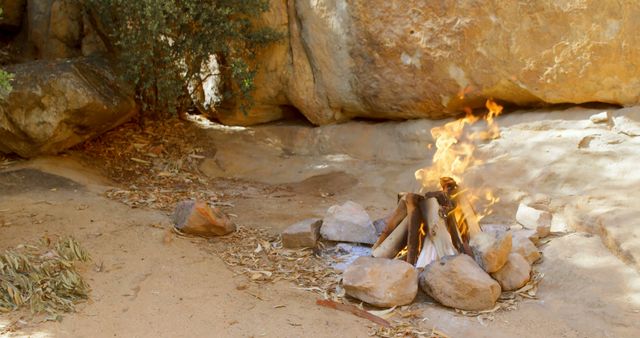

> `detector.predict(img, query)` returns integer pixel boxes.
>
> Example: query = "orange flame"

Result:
[415,99,503,222]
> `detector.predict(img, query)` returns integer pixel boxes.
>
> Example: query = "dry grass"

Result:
[0,237,90,321]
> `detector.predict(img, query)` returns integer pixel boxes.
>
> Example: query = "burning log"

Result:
[372,195,408,250]
[440,177,477,256]
[405,193,422,266]
[371,217,408,259]
[415,197,457,268]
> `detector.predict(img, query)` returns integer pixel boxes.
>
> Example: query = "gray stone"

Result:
[0,57,137,157]
[343,257,418,307]
[320,201,377,244]
[419,254,501,311]
[491,253,531,291]
[470,230,512,273]
[511,235,541,264]
[282,218,322,249]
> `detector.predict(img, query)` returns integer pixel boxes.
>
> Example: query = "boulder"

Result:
[343,257,418,307]
[0,0,26,29]
[491,253,531,291]
[213,1,640,126]
[172,200,236,237]
[281,218,322,249]
[516,203,552,238]
[419,254,501,311]
[470,230,512,273]
[320,201,377,244]
[0,57,136,157]
[511,235,541,264]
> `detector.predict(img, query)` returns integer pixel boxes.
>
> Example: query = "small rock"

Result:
[511,235,541,264]
[590,111,611,124]
[321,201,377,244]
[470,230,512,273]
[282,218,322,249]
[419,255,501,311]
[172,200,235,237]
[343,257,418,307]
[512,229,540,245]
[372,217,388,236]
[515,203,552,238]
[491,253,531,291]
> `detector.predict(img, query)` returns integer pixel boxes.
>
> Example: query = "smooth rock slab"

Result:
[0,57,137,157]
[491,253,532,291]
[470,230,512,273]
[343,256,418,307]
[419,254,501,311]
[321,201,377,244]
[172,200,236,237]
[282,218,322,249]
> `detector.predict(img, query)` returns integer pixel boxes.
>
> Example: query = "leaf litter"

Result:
[0,236,90,326]
[70,116,547,337]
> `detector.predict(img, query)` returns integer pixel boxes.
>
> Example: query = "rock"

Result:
[511,235,541,264]
[419,254,501,311]
[491,253,531,291]
[512,229,540,245]
[28,0,83,59]
[0,0,26,29]
[320,201,377,244]
[343,257,418,307]
[515,203,552,238]
[470,230,512,273]
[590,111,611,124]
[172,200,236,237]
[215,1,640,126]
[0,57,137,157]
[281,218,322,249]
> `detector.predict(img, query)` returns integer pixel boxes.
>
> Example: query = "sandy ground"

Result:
[1,106,640,337]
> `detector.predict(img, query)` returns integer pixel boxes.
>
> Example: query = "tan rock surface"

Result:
[419,254,501,311]
[214,1,640,125]
[0,57,137,157]
[470,230,512,273]
[343,256,418,307]
[491,253,532,291]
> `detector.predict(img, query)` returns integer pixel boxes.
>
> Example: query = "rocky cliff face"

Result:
[213,0,640,125]
[0,0,128,157]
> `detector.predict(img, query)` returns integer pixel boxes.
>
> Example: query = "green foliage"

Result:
[85,0,282,116]
[0,8,13,99]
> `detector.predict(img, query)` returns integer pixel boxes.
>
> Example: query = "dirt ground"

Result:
[1,107,639,337]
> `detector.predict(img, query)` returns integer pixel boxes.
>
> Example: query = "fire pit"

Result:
[332,100,544,312]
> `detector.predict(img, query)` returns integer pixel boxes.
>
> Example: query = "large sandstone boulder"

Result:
[0,0,26,29]
[419,254,501,311]
[0,57,137,157]
[26,0,106,59]
[343,257,418,307]
[214,0,640,125]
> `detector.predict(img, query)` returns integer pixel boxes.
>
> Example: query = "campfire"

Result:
[373,100,504,267]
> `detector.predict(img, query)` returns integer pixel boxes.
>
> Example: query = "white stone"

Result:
[321,201,377,244]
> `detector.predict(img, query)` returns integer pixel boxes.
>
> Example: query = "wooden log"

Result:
[372,196,407,250]
[316,299,392,328]
[405,193,422,266]
[424,197,457,258]
[416,197,458,268]
[372,217,408,258]
[440,177,474,256]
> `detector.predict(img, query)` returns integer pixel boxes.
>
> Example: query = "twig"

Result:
[316,299,392,328]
